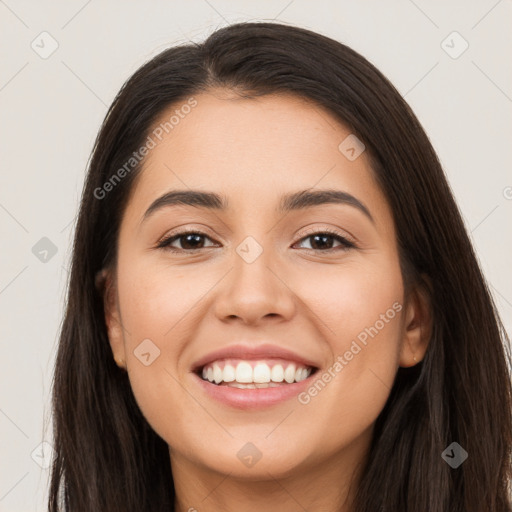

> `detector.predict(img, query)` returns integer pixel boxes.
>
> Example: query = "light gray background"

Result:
[1,1,511,510]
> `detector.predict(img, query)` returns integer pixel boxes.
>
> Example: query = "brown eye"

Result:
[157,231,217,252]
[294,230,356,252]
[156,228,356,254]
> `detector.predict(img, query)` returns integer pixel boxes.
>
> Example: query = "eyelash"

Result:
[156,227,357,254]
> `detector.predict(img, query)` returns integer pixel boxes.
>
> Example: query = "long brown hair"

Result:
[48,21,512,511]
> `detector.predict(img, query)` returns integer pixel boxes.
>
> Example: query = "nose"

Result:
[212,241,296,326]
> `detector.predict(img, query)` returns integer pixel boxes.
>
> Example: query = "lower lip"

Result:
[193,372,316,410]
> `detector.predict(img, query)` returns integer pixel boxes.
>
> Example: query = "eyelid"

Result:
[156,224,218,245]
[296,225,357,245]
[156,224,358,253]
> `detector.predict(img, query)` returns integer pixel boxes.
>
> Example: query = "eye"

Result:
[156,230,218,252]
[293,228,356,252]
[156,227,357,254]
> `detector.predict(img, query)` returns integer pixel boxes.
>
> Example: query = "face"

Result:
[103,90,429,482]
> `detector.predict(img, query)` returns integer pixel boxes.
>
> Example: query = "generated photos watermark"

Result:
[94,97,198,200]
[298,301,403,404]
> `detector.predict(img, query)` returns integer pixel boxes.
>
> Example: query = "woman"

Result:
[48,21,512,512]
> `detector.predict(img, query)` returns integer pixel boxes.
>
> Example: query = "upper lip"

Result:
[191,343,321,372]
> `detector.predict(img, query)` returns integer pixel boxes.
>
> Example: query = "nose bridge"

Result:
[213,232,296,323]
[232,232,281,297]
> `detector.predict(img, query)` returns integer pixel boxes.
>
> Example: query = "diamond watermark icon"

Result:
[237,442,262,468]
[31,31,59,59]
[441,441,468,468]
[31,441,55,469]
[441,31,469,60]
[236,236,263,264]
[32,237,58,263]
[134,338,161,366]
[338,134,366,161]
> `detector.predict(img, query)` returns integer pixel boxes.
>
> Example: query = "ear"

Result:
[399,275,432,367]
[95,268,126,366]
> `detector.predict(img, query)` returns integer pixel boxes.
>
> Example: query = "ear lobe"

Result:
[399,276,432,368]
[96,268,125,360]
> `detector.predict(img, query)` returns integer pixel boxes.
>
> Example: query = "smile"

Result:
[199,359,314,388]
[190,343,320,409]
[193,360,319,409]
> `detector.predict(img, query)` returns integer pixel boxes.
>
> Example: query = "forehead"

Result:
[123,91,392,230]
[146,90,360,175]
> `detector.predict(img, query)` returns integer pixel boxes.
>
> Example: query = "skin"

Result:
[103,90,431,512]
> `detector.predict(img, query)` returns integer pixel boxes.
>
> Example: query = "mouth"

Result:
[192,358,320,409]
[195,358,318,387]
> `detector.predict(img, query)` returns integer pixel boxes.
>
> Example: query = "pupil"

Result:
[182,234,203,249]
[312,234,332,250]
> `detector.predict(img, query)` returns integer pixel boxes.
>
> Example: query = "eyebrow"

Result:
[141,188,374,224]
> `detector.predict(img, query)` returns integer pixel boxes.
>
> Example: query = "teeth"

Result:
[213,363,223,384]
[223,364,235,382]
[253,363,271,383]
[235,362,253,383]
[228,382,257,389]
[228,382,282,389]
[201,360,313,385]
[271,364,284,382]
[284,364,296,383]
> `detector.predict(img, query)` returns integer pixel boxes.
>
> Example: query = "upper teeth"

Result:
[201,360,312,385]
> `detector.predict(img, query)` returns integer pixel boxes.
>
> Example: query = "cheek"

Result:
[294,258,404,431]
[296,257,403,348]
[117,255,208,342]
[114,256,227,445]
